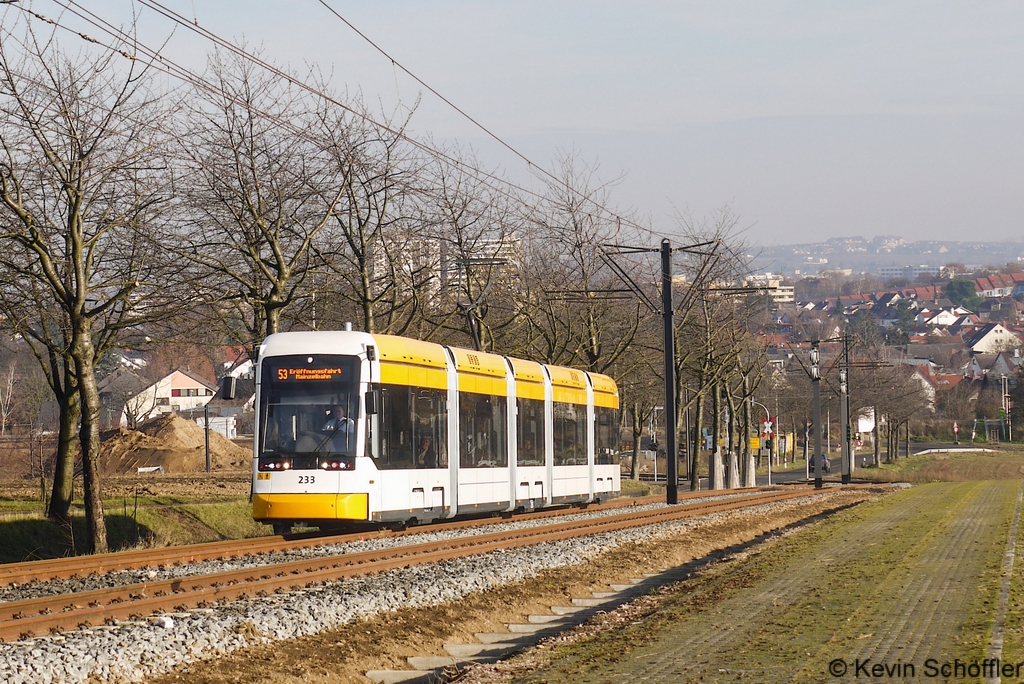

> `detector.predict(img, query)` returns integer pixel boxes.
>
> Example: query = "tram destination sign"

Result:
[276,367,344,382]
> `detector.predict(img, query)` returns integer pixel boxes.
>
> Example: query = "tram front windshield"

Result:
[259,354,360,459]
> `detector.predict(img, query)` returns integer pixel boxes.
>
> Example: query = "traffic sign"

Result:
[760,418,774,438]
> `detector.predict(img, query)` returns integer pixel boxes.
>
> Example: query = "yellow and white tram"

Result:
[250,330,620,532]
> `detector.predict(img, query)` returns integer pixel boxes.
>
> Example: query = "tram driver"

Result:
[416,435,437,468]
[322,405,354,434]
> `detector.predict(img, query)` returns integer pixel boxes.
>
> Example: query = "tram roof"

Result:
[589,372,618,396]
[372,334,447,369]
[449,346,507,379]
[507,357,545,383]
[546,365,588,389]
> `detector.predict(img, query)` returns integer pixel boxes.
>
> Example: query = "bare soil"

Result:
[99,413,251,475]
[99,471,253,501]
[149,487,888,684]
[0,471,251,505]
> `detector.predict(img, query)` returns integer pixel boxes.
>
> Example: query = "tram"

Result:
[249,330,620,532]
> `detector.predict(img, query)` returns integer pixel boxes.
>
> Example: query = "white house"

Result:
[101,368,217,428]
[918,305,972,327]
[964,323,1022,354]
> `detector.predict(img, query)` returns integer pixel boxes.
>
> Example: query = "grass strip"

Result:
[517,482,1016,683]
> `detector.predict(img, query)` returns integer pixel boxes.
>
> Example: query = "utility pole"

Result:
[662,239,678,504]
[599,238,720,505]
[811,342,823,489]
[204,402,211,473]
[840,334,851,484]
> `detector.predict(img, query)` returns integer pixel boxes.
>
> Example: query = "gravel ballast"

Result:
[0,491,859,683]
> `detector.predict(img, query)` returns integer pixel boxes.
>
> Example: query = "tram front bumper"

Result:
[252,493,369,521]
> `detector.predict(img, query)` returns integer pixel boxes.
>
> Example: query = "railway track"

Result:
[0,486,840,642]
[0,494,666,588]
[0,487,743,587]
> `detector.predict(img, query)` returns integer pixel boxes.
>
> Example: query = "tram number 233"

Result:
[297,475,316,484]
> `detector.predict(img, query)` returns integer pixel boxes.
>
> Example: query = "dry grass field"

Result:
[857,446,1024,482]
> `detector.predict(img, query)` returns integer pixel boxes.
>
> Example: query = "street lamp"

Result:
[751,399,772,486]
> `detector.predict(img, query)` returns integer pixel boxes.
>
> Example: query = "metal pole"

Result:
[204,403,211,473]
[811,342,823,489]
[662,239,678,504]
[840,333,851,483]
[840,369,850,484]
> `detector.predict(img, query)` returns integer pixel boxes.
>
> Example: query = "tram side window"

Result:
[595,407,620,465]
[377,384,447,470]
[459,392,508,468]
[412,387,447,469]
[552,402,587,466]
[517,398,544,466]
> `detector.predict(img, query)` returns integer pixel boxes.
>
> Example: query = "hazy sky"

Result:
[18,1,1024,245]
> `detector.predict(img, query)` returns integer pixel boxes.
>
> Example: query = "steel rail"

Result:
[0,487,842,641]
[0,488,751,586]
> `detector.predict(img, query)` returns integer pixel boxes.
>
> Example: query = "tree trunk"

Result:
[742,383,754,488]
[690,393,703,490]
[803,419,809,462]
[710,383,723,490]
[791,416,797,460]
[885,421,895,463]
[47,370,80,525]
[872,407,880,467]
[73,324,107,555]
[629,402,641,480]
[726,390,739,489]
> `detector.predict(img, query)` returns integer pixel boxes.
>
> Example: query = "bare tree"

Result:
[671,208,761,490]
[0,361,14,435]
[517,151,648,371]
[413,145,527,350]
[177,49,339,361]
[0,23,174,552]
[313,102,432,337]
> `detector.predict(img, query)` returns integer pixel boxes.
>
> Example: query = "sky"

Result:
[12,1,1024,246]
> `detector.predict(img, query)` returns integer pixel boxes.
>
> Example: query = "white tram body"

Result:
[250,331,621,530]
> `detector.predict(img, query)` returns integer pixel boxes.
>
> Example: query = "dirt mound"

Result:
[100,413,251,475]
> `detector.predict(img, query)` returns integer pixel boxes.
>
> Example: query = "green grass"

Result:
[998,484,1024,667]
[619,478,662,498]
[518,482,1013,682]
[856,447,1024,483]
[128,501,269,547]
[756,454,809,475]
[0,500,270,563]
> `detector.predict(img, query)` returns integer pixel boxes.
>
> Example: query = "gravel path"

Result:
[0,491,816,683]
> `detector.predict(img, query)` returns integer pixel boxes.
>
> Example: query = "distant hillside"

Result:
[750,237,1024,276]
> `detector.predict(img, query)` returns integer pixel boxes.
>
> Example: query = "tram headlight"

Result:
[258,458,293,471]
[318,459,354,471]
